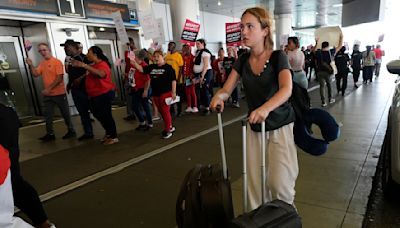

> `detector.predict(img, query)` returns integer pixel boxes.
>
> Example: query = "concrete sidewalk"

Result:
[14,75,395,228]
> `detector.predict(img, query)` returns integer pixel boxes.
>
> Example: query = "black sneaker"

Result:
[161,130,172,139]
[202,109,211,116]
[135,124,149,131]
[78,134,94,141]
[39,134,55,142]
[123,115,136,121]
[62,131,76,139]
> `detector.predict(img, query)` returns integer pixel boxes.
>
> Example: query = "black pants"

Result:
[352,67,361,83]
[71,88,93,136]
[363,66,374,82]
[0,104,48,226]
[335,72,348,96]
[90,90,117,138]
[309,65,316,80]
[199,70,213,107]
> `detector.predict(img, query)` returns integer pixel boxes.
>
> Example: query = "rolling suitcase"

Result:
[230,120,302,228]
[176,112,234,228]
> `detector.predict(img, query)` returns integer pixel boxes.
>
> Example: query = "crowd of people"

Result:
[286,37,384,107]
[21,29,385,145]
[0,5,387,226]
[23,35,246,144]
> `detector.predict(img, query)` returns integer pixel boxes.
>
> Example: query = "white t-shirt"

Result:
[193,51,212,73]
[287,49,304,71]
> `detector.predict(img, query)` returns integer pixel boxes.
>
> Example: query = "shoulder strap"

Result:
[269,50,281,77]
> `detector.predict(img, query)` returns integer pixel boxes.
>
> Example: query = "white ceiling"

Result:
[118,0,343,29]
[151,0,342,29]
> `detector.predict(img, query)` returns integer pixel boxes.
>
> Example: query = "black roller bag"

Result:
[176,112,234,228]
[230,120,302,228]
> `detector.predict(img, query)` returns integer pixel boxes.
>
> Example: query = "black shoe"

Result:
[161,130,172,139]
[354,84,358,88]
[135,124,149,131]
[62,131,76,139]
[202,109,211,116]
[123,115,136,121]
[78,134,94,141]
[39,134,55,142]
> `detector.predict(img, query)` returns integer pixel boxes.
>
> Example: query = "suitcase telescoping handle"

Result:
[216,107,228,180]
[242,119,267,213]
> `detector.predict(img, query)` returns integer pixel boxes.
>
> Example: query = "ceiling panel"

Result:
[149,0,343,29]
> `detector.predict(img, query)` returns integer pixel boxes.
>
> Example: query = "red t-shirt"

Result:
[183,55,194,79]
[133,61,150,90]
[374,48,383,60]
[0,145,10,185]
[85,61,115,97]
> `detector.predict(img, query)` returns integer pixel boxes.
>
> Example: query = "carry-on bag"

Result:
[176,112,234,228]
[230,120,302,228]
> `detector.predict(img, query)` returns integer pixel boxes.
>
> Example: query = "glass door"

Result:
[0,36,34,117]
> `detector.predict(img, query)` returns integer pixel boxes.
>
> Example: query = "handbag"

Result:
[321,62,334,74]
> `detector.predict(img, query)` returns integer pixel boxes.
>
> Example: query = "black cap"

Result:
[60,39,80,47]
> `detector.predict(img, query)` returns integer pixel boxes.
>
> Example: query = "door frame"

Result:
[0,36,36,116]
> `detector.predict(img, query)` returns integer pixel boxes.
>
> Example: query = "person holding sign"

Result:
[130,50,153,131]
[131,50,177,139]
[26,43,76,142]
[123,37,137,121]
[313,33,343,107]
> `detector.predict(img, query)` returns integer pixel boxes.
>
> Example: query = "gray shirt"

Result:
[233,50,295,131]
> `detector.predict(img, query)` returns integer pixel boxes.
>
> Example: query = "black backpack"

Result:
[269,51,311,120]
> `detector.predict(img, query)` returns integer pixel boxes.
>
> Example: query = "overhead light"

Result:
[332,3,342,8]
[315,12,319,15]
[217,0,221,6]
[99,27,105,32]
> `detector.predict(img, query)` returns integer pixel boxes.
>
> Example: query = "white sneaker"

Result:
[321,102,327,107]
[329,98,335,104]
[192,107,199,113]
[152,116,161,121]
[185,107,193,113]
[170,126,176,133]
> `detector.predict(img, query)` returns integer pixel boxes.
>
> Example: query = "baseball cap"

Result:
[60,39,80,47]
